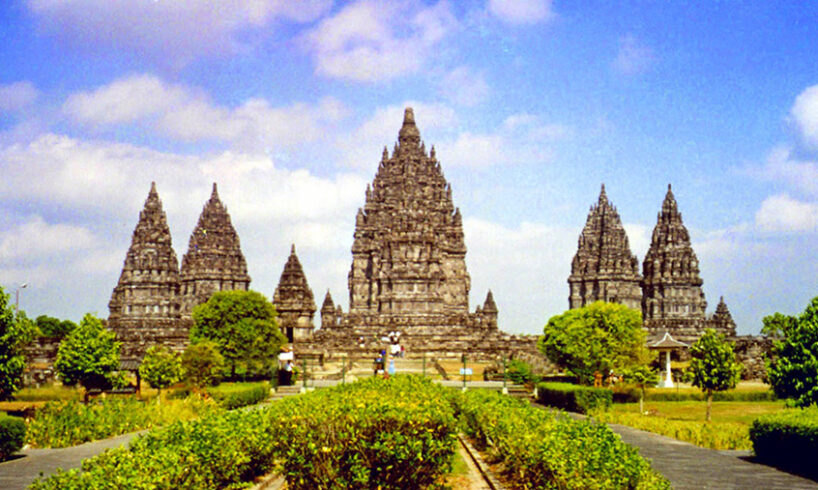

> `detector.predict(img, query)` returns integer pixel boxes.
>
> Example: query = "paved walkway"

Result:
[605,421,818,489]
[0,431,146,490]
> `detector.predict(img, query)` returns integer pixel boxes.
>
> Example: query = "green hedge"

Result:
[207,382,269,409]
[455,390,668,489]
[647,390,776,402]
[536,382,612,413]
[30,375,457,490]
[750,407,818,478]
[0,414,26,461]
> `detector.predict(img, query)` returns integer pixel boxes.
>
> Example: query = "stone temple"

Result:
[272,245,316,343]
[108,182,251,360]
[568,184,736,344]
[298,108,538,362]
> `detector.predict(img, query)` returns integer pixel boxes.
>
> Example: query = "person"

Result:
[388,358,396,376]
[400,344,405,358]
[284,359,294,385]
[358,336,365,349]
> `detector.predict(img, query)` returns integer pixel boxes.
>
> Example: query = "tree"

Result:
[182,341,224,390]
[761,312,796,339]
[55,313,121,401]
[687,329,742,421]
[191,290,286,378]
[539,302,650,384]
[0,287,35,401]
[622,365,659,415]
[767,297,818,407]
[35,315,77,338]
[139,345,182,403]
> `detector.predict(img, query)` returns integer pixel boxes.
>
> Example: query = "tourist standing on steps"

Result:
[284,360,294,385]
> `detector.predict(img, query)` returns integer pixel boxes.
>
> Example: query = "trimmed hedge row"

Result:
[207,382,269,409]
[611,386,776,403]
[30,375,457,490]
[26,397,216,448]
[536,382,612,413]
[750,407,818,478]
[455,390,668,489]
[0,414,26,461]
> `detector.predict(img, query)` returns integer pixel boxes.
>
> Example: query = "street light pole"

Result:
[14,283,28,314]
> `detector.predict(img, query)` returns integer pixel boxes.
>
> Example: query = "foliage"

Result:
[505,358,540,385]
[30,375,457,490]
[182,340,224,389]
[539,301,649,384]
[0,413,26,460]
[12,384,82,402]
[26,397,216,448]
[646,390,776,402]
[594,411,751,450]
[456,389,668,489]
[622,365,659,413]
[535,382,612,414]
[54,313,121,393]
[750,406,818,478]
[761,312,796,339]
[191,290,286,378]
[35,315,77,338]
[139,346,183,398]
[687,329,742,421]
[767,296,818,407]
[1,287,36,401]
[206,382,269,409]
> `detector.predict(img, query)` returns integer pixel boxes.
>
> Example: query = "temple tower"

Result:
[642,185,707,340]
[709,296,737,337]
[568,185,642,311]
[180,183,251,316]
[272,245,317,342]
[320,290,338,329]
[347,107,471,317]
[108,182,184,359]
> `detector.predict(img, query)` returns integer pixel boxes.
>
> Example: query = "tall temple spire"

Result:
[347,107,472,317]
[568,185,642,310]
[642,184,707,336]
[108,182,182,359]
[273,244,316,342]
[179,183,251,316]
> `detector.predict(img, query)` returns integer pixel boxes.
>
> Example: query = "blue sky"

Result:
[2,0,818,335]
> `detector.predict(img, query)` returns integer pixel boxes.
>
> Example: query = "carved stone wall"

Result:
[568,185,642,311]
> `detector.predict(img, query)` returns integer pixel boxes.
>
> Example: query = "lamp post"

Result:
[14,283,28,314]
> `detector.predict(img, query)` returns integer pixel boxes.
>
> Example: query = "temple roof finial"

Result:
[398,107,420,148]
[210,182,219,200]
[291,243,296,255]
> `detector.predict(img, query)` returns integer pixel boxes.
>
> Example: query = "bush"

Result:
[505,359,540,385]
[207,382,269,409]
[750,407,818,478]
[536,382,612,413]
[30,375,457,489]
[26,397,215,448]
[0,414,26,460]
[455,390,667,489]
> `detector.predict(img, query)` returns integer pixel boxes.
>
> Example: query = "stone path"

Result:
[0,431,146,490]
[605,421,818,489]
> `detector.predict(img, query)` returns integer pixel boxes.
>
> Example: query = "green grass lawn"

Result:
[612,400,787,425]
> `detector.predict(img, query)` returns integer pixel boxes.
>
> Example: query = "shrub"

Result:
[536,382,612,413]
[207,382,269,409]
[750,407,818,478]
[455,390,668,489]
[0,414,26,460]
[26,397,215,448]
[505,358,540,385]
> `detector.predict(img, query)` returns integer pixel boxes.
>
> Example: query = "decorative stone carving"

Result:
[180,183,251,316]
[568,184,642,311]
[107,182,188,359]
[272,245,316,342]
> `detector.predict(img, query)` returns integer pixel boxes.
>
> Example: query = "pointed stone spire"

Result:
[568,185,642,310]
[179,183,251,316]
[642,185,707,338]
[709,296,737,337]
[273,244,316,341]
[108,182,182,358]
[347,107,471,317]
[483,290,498,313]
[320,290,337,329]
[321,289,335,313]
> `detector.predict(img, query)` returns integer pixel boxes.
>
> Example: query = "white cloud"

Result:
[439,66,491,107]
[26,0,332,64]
[0,81,39,112]
[0,216,96,261]
[303,0,459,82]
[791,84,818,150]
[748,145,818,197]
[612,34,655,76]
[488,0,554,25]
[63,74,346,149]
[755,194,818,233]
[622,223,650,259]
